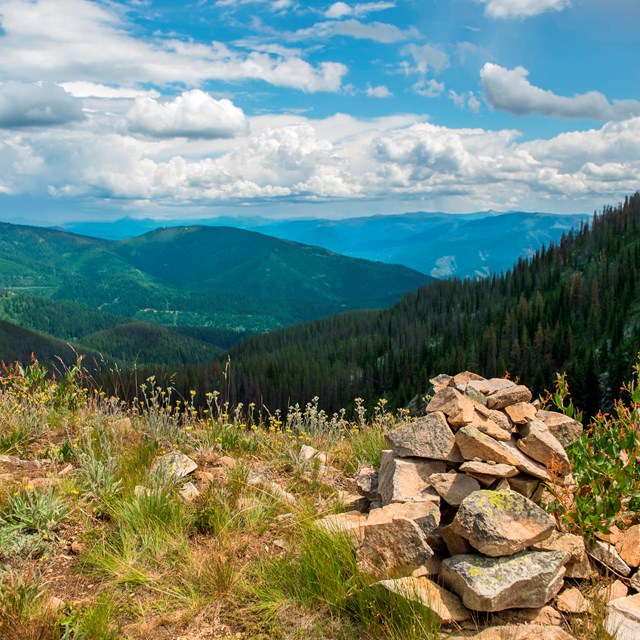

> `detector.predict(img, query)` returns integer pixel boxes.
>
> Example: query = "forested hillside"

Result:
[171,194,640,418]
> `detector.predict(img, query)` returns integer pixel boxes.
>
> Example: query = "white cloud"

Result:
[0,81,85,128]
[481,63,640,120]
[60,82,160,100]
[366,84,392,98]
[449,89,481,112]
[325,2,395,19]
[292,18,416,43]
[0,0,347,93]
[401,44,450,75]
[126,90,249,139]
[413,78,445,98]
[476,0,571,19]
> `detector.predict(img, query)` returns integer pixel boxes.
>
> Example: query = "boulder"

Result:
[440,550,569,612]
[152,451,197,479]
[505,402,538,425]
[376,576,471,623]
[532,530,592,580]
[467,378,516,396]
[460,461,519,478]
[377,451,443,505]
[450,490,555,557]
[486,385,533,410]
[587,539,632,577]
[316,510,366,538]
[605,593,640,640]
[517,419,571,475]
[428,472,481,506]
[488,409,514,433]
[385,412,461,461]
[441,523,474,556]
[367,501,441,537]
[536,410,583,447]
[616,525,640,568]
[455,427,521,466]
[449,371,486,391]
[500,437,551,481]
[426,388,475,426]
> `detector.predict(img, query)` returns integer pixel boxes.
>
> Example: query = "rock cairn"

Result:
[318,371,596,634]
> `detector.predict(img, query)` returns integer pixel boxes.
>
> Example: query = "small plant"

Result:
[60,595,120,640]
[1,487,69,536]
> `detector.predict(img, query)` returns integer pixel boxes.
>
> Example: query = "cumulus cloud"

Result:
[292,18,416,43]
[126,91,249,139]
[0,0,347,93]
[402,44,450,75]
[324,2,395,19]
[476,0,571,19]
[0,81,84,128]
[481,63,640,120]
[366,84,392,98]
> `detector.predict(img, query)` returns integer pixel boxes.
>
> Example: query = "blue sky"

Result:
[0,0,638,223]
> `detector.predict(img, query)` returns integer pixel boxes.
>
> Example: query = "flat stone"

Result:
[587,539,632,576]
[357,503,435,579]
[532,530,591,579]
[450,370,486,390]
[597,580,629,603]
[316,510,366,539]
[376,576,471,623]
[179,481,200,502]
[152,451,197,479]
[430,373,453,388]
[466,472,500,487]
[336,491,369,512]
[368,501,441,537]
[385,412,461,461]
[605,594,640,640]
[470,405,512,441]
[536,410,583,447]
[467,378,516,396]
[494,605,563,627]
[450,490,555,557]
[501,437,551,481]
[556,587,588,613]
[428,472,481,506]
[517,419,571,476]
[486,385,533,410]
[440,550,569,612]
[465,385,488,406]
[489,409,514,433]
[460,461,519,478]
[508,474,540,499]
[617,525,640,568]
[455,426,521,466]
[453,625,575,640]
[426,388,475,426]
[505,402,538,424]
[377,451,444,505]
[355,466,378,500]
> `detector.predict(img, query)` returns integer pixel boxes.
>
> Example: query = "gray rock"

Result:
[467,378,516,396]
[428,472,481,506]
[356,466,379,500]
[377,450,444,505]
[605,594,640,640]
[532,530,592,579]
[385,412,461,461]
[440,550,569,612]
[152,451,197,479]
[587,539,632,576]
[536,410,583,447]
[450,490,555,557]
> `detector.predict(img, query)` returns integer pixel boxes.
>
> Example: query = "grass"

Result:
[0,357,637,639]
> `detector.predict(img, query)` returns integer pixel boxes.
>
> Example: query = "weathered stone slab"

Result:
[426,387,475,425]
[368,501,441,537]
[152,451,197,479]
[486,385,533,410]
[467,378,516,396]
[428,472,480,506]
[508,474,540,499]
[517,419,571,475]
[455,426,520,466]
[460,461,519,478]
[440,550,569,612]
[587,539,632,576]
[355,466,378,500]
[471,405,512,441]
[449,371,486,391]
[441,523,474,556]
[501,437,551,481]
[450,490,555,557]
[376,576,471,623]
[377,450,444,505]
[316,510,367,539]
[493,605,563,627]
[597,580,629,603]
[451,625,576,640]
[605,593,640,640]
[505,402,538,424]
[536,410,583,447]
[385,412,461,461]
[556,587,588,613]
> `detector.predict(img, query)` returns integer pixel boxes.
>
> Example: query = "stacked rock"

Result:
[318,371,589,628]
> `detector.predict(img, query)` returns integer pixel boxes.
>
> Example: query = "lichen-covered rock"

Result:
[377,576,471,623]
[486,385,533,410]
[428,472,480,506]
[450,490,555,556]
[440,550,569,612]
[385,412,461,461]
[455,426,521,466]
[152,451,197,479]
[536,410,583,447]
[377,450,444,505]
[517,419,571,475]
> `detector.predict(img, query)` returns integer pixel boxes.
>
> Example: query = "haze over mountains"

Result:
[63,210,588,279]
